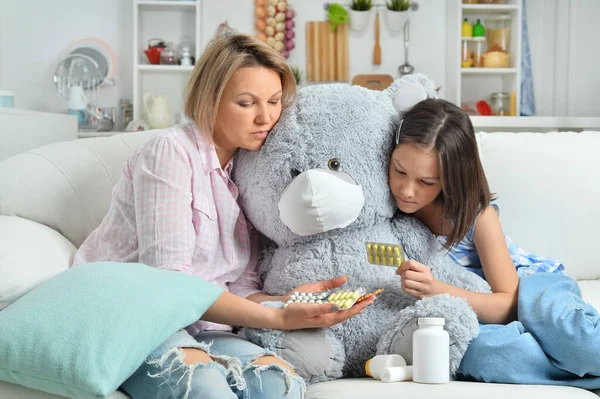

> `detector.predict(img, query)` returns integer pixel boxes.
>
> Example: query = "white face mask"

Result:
[278,169,365,236]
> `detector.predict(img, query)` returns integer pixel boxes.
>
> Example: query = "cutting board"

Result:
[352,74,394,90]
[306,21,349,82]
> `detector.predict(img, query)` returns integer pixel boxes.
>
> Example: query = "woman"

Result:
[74,31,372,399]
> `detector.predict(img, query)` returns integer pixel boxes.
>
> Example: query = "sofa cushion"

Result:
[0,130,158,247]
[477,131,600,280]
[0,381,130,399]
[0,216,75,310]
[305,378,599,398]
[0,262,222,399]
[579,279,600,309]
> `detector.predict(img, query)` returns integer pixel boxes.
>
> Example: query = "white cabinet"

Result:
[446,0,522,116]
[132,0,201,122]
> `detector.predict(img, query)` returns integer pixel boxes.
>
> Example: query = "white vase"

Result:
[384,8,409,32]
[349,9,371,32]
[143,93,172,129]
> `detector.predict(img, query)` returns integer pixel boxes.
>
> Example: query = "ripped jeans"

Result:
[121,330,305,399]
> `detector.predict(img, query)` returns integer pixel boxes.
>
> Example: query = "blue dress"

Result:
[437,204,566,279]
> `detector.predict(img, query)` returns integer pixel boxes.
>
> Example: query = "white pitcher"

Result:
[143,93,172,129]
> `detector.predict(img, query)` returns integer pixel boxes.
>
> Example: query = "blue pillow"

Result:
[0,262,222,398]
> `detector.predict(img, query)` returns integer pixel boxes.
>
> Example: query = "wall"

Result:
[0,0,445,116]
[527,0,599,117]
[0,0,597,117]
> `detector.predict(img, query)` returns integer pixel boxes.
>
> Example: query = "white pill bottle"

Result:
[412,317,449,384]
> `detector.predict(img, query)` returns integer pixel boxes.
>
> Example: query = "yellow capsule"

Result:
[394,246,401,257]
[396,257,402,267]
[373,244,379,255]
[387,246,392,256]
[368,254,373,264]
[328,293,335,301]
[375,255,380,265]
[380,244,386,256]
[381,256,387,266]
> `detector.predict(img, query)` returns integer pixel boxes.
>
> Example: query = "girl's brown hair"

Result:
[184,32,296,143]
[395,98,495,249]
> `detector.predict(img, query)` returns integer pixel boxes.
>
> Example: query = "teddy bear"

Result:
[232,74,490,383]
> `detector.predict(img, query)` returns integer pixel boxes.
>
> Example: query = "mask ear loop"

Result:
[395,119,404,145]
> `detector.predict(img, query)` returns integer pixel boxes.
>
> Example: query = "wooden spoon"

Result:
[373,11,381,65]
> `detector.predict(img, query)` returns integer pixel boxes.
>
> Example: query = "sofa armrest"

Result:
[0,216,76,310]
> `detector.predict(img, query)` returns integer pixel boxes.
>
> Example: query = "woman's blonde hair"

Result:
[184,32,296,143]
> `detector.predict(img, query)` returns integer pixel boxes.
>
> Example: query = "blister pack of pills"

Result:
[284,288,384,310]
[366,241,405,267]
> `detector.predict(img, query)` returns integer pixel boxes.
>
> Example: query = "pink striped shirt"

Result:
[73,123,262,334]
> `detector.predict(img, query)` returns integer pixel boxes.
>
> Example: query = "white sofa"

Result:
[1,130,599,399]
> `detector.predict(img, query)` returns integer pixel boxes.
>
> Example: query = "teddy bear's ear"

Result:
[384,73,439,113]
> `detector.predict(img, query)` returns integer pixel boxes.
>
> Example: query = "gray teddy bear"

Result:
[233,74,490,383]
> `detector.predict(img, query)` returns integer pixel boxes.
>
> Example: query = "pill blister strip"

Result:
[366,241,405,267]
[284,288,384,310]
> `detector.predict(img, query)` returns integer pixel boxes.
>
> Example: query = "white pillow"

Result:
[0,216,76,310]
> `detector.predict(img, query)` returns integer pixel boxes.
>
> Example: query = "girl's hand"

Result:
[397,260,440,299]
[287,276,349,300]
[278,295,375,330]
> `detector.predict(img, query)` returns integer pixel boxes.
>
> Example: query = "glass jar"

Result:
[490,92,510,116]
[485,15,511,52]
[461,38,472,67]
[471,37,486,68]
[160,42,178,65]
[178,36,195,66]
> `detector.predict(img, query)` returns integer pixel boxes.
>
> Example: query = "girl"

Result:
[389,98,600,388]
[74,31,373,399]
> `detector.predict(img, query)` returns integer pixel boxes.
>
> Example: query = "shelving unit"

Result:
[446,0,522,116]
[132,0,201,122]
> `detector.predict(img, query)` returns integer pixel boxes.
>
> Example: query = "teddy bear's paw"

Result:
[376,294,480,378]
[376,306,419,364]
[244,323,345,384]
[280,328,345,384]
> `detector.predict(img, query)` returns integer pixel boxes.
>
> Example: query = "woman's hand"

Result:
[397,260,441,299]
[287,276,349,300]
[277,295,375,330]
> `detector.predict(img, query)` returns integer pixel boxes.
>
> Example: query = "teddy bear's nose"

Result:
[278,169,365,236]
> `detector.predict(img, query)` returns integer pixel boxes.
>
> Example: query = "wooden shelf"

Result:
[136,1,196,7]
[462,68,518,74]
[461,4,519,13]
[138,65,194,72]
[471,116,600,129]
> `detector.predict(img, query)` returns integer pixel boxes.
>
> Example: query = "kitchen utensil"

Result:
[398,20,414,76]
[143,93,172,129]
[144,38,166,65]
[352,74,393,90]
[306,21,348,82]
[373,12,381,65]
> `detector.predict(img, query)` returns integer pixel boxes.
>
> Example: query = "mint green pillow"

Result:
[0,262,222,398]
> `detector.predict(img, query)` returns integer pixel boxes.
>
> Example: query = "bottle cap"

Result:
[381,366,413,383]
[417,317,445,326]
[365,358,373,377]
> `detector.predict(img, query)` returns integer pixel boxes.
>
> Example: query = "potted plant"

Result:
[349,0,372,32]
[290,66,303,86]
[384,0,410,32]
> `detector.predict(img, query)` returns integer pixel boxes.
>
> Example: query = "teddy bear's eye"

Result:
[328,158,340,171]
[291,169,301,178]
